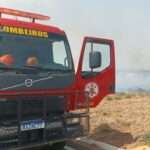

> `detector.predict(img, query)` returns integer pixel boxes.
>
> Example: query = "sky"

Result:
[0,0,150,71]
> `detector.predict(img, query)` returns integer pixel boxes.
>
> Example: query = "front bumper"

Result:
[0,113,89,150]
[0,97,89,150]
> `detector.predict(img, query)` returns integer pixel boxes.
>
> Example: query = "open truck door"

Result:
[76,37,115,107]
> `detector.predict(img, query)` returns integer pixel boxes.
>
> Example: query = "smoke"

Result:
[0,0,150,91]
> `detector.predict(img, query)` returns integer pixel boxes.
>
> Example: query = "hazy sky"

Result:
[0,0,150,71]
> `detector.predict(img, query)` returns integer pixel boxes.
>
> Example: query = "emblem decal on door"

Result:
[85,82,99,98]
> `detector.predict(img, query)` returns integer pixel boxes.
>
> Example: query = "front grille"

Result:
[0,96,67,149]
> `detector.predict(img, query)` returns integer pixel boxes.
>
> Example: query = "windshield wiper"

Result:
[0,64,72,74]
[0,65,39,74]
[24,65,73,73]
[0,63,17,71]
[24,65,48,70]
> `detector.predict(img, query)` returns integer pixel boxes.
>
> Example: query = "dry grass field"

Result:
[90,92,150,149]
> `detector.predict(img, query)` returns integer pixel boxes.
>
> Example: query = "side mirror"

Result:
[89,51,101,69]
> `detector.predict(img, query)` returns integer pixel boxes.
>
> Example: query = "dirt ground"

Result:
[89,92,150,149]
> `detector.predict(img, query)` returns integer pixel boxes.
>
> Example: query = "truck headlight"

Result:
[66,118,80,124]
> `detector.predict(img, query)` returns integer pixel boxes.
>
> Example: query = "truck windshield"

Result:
[0,33,73,72]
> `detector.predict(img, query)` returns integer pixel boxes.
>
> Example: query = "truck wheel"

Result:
[49,141,66,150]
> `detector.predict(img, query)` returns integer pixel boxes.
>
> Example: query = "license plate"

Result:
[21,120,45,131]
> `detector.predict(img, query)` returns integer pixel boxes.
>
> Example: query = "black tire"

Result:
[49,141,66,150]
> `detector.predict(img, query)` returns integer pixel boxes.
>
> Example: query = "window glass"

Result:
[0,33,73,72]
[52,41,69,68]
[82,42,110,72]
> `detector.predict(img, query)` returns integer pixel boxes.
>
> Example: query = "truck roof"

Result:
[0,18,65,35]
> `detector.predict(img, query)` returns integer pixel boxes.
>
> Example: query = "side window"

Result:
[52,41,69,67]
[82,42,111,72]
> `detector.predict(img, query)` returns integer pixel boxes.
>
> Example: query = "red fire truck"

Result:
[0,7,115,150]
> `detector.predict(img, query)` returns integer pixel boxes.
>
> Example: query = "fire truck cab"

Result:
[0,8,115,150]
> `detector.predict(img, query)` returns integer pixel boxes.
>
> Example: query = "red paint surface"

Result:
[0,12,115,109]
[0,7,50,20]
[75,37,115,108]
[0,18,65,35]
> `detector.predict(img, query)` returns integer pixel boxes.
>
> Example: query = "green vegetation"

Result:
[142,132,150,146]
